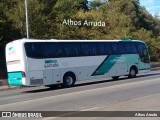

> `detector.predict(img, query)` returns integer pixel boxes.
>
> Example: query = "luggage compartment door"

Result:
[43,70,53,85]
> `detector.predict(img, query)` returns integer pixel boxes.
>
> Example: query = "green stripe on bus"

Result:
[120,39,132,42]
[92,55,121,75]
[9,47,13,51]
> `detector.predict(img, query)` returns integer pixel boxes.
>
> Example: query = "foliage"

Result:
[0,0,160,61]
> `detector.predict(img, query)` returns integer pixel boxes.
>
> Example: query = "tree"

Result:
[0,0,160,61]
[90,0,103,10]
[0,0,22,42]
[53,0,89,39]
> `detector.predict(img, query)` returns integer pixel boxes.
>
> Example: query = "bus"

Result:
[5,39,150,87]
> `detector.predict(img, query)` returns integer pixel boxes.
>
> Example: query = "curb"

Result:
[0,80,8,86]
[0,79,22,91]
[151,67,160,71]
[0,86,22,91]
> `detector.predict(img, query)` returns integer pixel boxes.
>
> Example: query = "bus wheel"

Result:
[112,76,119,80]
[128,67,137,78]
[63,73,76,87]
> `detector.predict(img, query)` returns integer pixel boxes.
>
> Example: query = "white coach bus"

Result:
[5,39,150,87]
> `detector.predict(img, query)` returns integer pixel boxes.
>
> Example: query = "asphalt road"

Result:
[1,70,160,120]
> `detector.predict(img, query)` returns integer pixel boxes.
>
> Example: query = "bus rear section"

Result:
[5,40,26,86]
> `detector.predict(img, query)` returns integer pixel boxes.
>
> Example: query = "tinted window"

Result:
[97,42,112,55]
[44,43,63,58]
[25,43,33,57]
[136,42,147,54]
[136,42,150,63]
[88,43,97,55]
[118,42,126,54]
[63,43,73,57]
[25,43,44,58]
[72,43,82,56]
[26,42,131,58]
[112,42,125,54]
[125,42,137,54]
[64,42,97,56]
[81,43,90,56]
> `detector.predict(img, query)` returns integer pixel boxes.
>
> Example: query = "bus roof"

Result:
[8,38,144,43]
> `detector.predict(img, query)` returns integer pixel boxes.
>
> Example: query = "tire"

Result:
[63,73,76,87]
[112,76,119,80]
[128,67,137,78]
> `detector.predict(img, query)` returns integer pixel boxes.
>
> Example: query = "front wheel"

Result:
[63,74,76,87]
[128,67,137,78]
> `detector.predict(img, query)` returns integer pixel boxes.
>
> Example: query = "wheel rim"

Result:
[131,69,136,76]
[66,76,73,85]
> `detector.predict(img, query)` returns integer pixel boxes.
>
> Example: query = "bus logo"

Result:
[8,47,16,55]
[44,60,59,68]
[9,47,13,51]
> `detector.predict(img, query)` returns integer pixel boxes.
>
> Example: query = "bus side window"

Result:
[97,43,104,55]
[130,43,138,53]
[125,42,137,54]
[72,43,82,56]
[29,43,43,58]
[112,42,118,54]
[105,42,112,54]
[97,42,112,55]
[63,43,73,57]
[25,43,33,58]
[44,43,55,58]
[81,43,90,56]
[136,42,145,55]
[56,43,64,57]
[44,43,63,58]
[118,42,125,54]
[112,42,125,54]
[89,43,97,55]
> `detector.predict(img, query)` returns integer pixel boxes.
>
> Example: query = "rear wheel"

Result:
[112,76,119,80]
[128,67,137,78]
[63,73,76,87]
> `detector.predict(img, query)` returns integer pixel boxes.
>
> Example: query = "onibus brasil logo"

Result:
[44,60,59,68]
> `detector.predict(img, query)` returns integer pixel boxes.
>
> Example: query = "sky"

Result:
[88,0,160,17]
[140,0,160,16]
